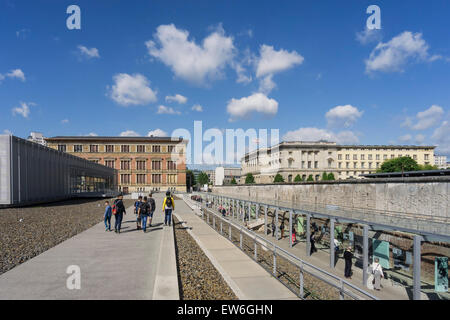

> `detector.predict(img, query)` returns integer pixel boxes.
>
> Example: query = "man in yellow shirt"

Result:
[162,191,175,227]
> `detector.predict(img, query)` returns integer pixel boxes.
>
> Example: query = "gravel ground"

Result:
[0,198,134,275]
[173,216,238,300]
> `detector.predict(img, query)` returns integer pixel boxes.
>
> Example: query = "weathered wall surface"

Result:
[212,178,450,220]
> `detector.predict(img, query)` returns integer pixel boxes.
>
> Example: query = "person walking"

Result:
[134,196,143,230]
[162,191,175,226]
[271,218,276,237]
[113,194,126,234]
[310,231,317,255]
[344,246,354,278]
[104,201,112,231]
[138,196,151,233]
[147,193,156,227]
[372,258,384,290]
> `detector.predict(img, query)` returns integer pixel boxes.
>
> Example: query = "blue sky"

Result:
[1,0,450,162]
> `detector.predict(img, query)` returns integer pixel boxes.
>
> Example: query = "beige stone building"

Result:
[241,141,435,183]
[46,136,187,193]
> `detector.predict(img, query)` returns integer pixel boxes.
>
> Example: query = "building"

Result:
[241,141,436,183]
[435,155,448,169]
[205,169,216,185]
[45,136,187,193]
[214,166,242,185]
[0,134,117,206]
[27,132,47,146]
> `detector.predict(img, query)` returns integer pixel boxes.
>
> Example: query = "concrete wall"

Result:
[212,178,450,220]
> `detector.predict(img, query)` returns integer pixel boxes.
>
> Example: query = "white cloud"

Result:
[165,94,187,104]
[226,93,278,121]
[398,134,412,143]
[12,101,34,118]
[415,134,425,144]
[85,132,98,136]
[431,121,450,156]
[146,24,235,84]
[6,69,26,81]
[283,127,359,144]
[192,104,203,112]
[365,31,439,73]
[61,119,69,124]
[355,28,382,45]
[147,129,168,137]
[157,105,181,115]
[77,45,100,59]
[325,105,363,128]
[108,73,157,106]
[120,130,140,137]
[403,105,444,130]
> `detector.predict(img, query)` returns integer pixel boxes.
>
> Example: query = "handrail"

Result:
[191,196,378,300]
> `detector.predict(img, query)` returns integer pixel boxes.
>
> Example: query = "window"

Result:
[58,145,66,152]
[89,145,98,153]
[413,155,417,160]
[345,154,350,160]
[105,160,115,168]
[361,162,365,168]
[346,162,350,169]
[353,162,357,168]
[152,174,162,184]
[368,162,372,169]
[383,154,387,160]
[152,145,161,153]
[167,174,177,184]
[121,145,130,153]
[90,159,99,164]
[301,161,305,169]
[376,162,380,168]
[424,154,429,160]
[307,161,312,169]
[152,160,161,170]
[74,145,82,152]
[376,154,380,160]
[120,174,131,184]
[120,160,130,170]
[136,160,146,170]
[361,154,365,160]
[368,154,373,160]
[136,174,146,184]
[106,145,114,153]
[353,155,357,160]
[391,154,395,159]
[338,162,342,168]
[168,145,175,153]
[338,154,342,160]
[314,161,318,169]
[137,145,145,153]
[167,160,177,170]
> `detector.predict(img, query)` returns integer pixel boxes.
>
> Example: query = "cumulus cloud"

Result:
[147,129,168,137]
[61,119,69,124]
[431,121,450,156]
[157,105,181,115]
[108,73,157,106]
[325,105,363,128]
[283,127,359,145]
[255,45,304,94]
[146,24,235,84]
[226,93,278,121]
[84,132,98,136]
[6,69,26,81]
[192,104,203,112]
[355,28,382,45]
[365,31,440,73]
[398,134,412,143]
[77,45,100,59]
[165,94,187,104]
[12,101,34,118]
[120,130,140,137]
[402,105,444,130]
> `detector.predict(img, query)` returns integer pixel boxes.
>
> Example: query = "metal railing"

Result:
[185,195,378,300]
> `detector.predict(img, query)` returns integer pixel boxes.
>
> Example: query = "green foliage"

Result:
[418,164,438,171]
[294,174,302,182]
[230,177,237,184]
[379,157,420,173]
[245,173,255,184]
[307,175,314,182]
[273,173,284,183]
[197,172,210,185]
[322,172,328,181]
[327,173,335,180]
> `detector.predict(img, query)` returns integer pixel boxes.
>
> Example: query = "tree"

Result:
[273,173,284,183]
[245,173,255,184]
[327,173,335,180]
[230,177,237,184]
[419,164,438,171]
[186,170,196,190]
[322,172,328,181]
[294,174,302,182]
[197,171,210,185]
[379,157,420,173]
[307,175,314,182]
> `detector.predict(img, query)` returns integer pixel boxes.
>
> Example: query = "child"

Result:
[104,201,112,231]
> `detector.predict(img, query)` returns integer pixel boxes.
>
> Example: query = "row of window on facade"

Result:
[88,159,177,171]
[119,174,177,185]
[57,144,176,153]
[338,154,429,161]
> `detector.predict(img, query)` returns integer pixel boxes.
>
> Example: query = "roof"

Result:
[45,136,187,143]
[362,169,450,178]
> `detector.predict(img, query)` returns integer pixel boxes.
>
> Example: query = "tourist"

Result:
[147,193,156,227]
[113,194,126,233]
[292,225,297,244]
[134,196,143,230]
[104,201,112,231]
[138,196,151,233]
[162,191,175,226]
[279,218,285,240]
[372,258,384,290]
[271,218,276,237]
[310,231,317,255]
[344,246,353,278]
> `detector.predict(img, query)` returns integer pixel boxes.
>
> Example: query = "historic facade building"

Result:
[241,141,435,183]
[46,136,187,193]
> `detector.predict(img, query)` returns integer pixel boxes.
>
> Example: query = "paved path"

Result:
[176,196,298,300]
[0,194,178,300]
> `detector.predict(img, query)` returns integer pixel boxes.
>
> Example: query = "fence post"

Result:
[273,246,277,276]
[289,210,293,248]
[413,235,422,300]
[254,235,257,261]
[220,219,223,235]
[339,279,345,300]
[229,223,232,241]
[275,208,279,240]
[299,263,304,299]
[306,213,311,256]
[330,218,335,268]
[363,224,368,287]
[264,206,268,236]
[240,227,243,249]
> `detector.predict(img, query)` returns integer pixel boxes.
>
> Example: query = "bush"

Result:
[273,173,284,183]
[379,157,420,173]
[327,173,335,180]
[245,173,255,184]
[322,172,328,181]
[230,177,237,184]
[307,175,314,182]
[294,174,302,182]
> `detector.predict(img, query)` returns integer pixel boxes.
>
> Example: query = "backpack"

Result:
[112,199,119,215]
[165,196,173,208]
[140,202,149,215]
[149,198,156,212]
[134,201,141,213]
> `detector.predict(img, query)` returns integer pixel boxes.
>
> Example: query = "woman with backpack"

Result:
[162,191,175,227]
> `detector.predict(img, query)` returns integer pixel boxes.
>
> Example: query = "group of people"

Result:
[103,191,175,233]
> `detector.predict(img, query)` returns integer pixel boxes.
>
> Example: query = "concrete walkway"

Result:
[176,196,298,300]
[0,194,178,300]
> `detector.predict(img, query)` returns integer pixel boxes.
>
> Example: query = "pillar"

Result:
[363,225,368,287]
[413,235,422,300]
[306,214,311,256]
[289,210,293,248]
[330,219,335,268]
